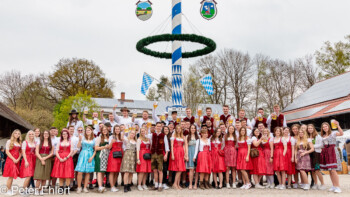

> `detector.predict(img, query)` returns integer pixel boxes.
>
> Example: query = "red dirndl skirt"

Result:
[51,152,74,178]
[274,147,287,171]
[224,145,237,167]
[196,150,212,173]
[320,144,338,170]
[251,148,266,175]
[136,149,152,173]
[263,148,274,175]
[3,146,21,179]
[107,146,123,172]
[169,145,186,172]
[20,153,36,178]
[236,148,253,170]
[285,147,296,175]
[211,149,226,173]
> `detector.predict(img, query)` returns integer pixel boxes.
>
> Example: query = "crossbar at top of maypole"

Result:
[171,0,183,109]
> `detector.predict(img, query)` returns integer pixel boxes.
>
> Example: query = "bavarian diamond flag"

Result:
[200,74,214,95]
[141,72,154,95]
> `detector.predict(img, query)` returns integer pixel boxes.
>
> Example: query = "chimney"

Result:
[121,92,125,101]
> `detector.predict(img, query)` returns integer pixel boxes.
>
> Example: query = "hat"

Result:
[104,122,112,127]
[120,107,130,112]
[69,109,79,115]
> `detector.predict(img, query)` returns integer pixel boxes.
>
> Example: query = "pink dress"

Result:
[223,139,237,167]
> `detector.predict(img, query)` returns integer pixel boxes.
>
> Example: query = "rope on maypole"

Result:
[171,0,183,108]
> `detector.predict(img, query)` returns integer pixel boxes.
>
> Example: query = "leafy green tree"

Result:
[49,58,115,99]
[315,35,350,79]
[52,92,100,131]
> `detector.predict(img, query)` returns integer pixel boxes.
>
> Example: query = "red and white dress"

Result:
[211,139,226,173]
[51,142,74,178]
[251,137,266,175]
[169,138,186,172]
[223,137,237,167]
[284,136,296,175]
[262,137,274,175]
[20,141,37,178]
[3,141,21,179]
[136,139,152,173]
[273,137,287,171]
[194,139,212,173]
[107,137,123,172]
[236,139,253,170]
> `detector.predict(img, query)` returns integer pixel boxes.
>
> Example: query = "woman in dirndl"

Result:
[94,126,110,193]
[307,124,326,190]
[319,121,343,193]
[20,130,37,194]
[193,127,212,190]
[120,130,137,193]
[186,124,199,190]
[295,127,314,190]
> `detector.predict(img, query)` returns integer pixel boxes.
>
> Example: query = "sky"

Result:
[1,0,350,101]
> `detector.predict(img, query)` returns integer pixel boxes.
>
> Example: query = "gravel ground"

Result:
[0,174,349,197]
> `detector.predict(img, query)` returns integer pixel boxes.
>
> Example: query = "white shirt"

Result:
[193,139,211,159]
[113,110,133,127]
[235,129,252,139]
[134,118,150,128]
[51,137,60,155]
[310,135,323,153]
[70,136,80,153]
[282,136,296,145]
[67,120,84,137]
[85,118,102,135]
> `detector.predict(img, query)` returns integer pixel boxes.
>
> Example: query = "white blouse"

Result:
[193,139,211,159]
[282,136,296,145]
[21,141,36,150]
[273,137,287,145]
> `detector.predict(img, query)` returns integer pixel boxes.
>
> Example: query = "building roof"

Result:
[283,72,350,123]
[93,98,223,115]
[0,102,33,130]
[284,71,350,112]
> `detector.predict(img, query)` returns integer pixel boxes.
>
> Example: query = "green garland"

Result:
[136,34,216,59]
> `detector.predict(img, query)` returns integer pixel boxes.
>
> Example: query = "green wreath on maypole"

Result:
[136,34,216,59]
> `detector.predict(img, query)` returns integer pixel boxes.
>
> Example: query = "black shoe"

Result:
[237,182,243,187]
[115,182,118,187]
[106,183,111,188]
[89,184,94,190]
[70,187,76,191]
[124,186,128,193]
[130,182,134,186]
[121,182,124,186]
[127,184,131,191]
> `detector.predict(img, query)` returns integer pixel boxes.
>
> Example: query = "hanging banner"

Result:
[136,1,153,21]
[200,0,217,20]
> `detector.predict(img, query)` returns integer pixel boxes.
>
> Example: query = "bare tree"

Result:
[296,55,319,91]
[0,70,26,109]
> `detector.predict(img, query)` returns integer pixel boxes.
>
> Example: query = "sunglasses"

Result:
[78,130,83,132]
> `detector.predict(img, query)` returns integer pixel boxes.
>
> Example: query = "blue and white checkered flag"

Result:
[200,74,214,96]
[141,72,154,95]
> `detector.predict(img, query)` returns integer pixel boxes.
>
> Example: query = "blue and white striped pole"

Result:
[172,0,183,108]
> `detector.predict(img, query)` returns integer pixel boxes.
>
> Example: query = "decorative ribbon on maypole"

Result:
[171,0,182,107]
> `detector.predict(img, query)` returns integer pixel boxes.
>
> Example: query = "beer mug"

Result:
[228,118,233,125]
[84,109,88,115]
[153,102,158,109]
[331,119,337,130]
[214,113,219,121]
[258,114,263,121]
[93,119,98,125]
[132,110,137,118]
[176,117,181,123]
[197,107,202,117]
[272,113,277,120]
[147,122,152,128]
[195,117,199,123]
[161,115,166,121]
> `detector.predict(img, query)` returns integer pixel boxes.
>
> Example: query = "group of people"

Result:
[2,104,345,195]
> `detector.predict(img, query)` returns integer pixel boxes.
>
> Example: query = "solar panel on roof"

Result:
[326,100,350,113]
[283,72,350,112]
[285,105,328,121]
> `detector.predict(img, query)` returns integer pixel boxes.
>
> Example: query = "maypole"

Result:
[171,0,183,108]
